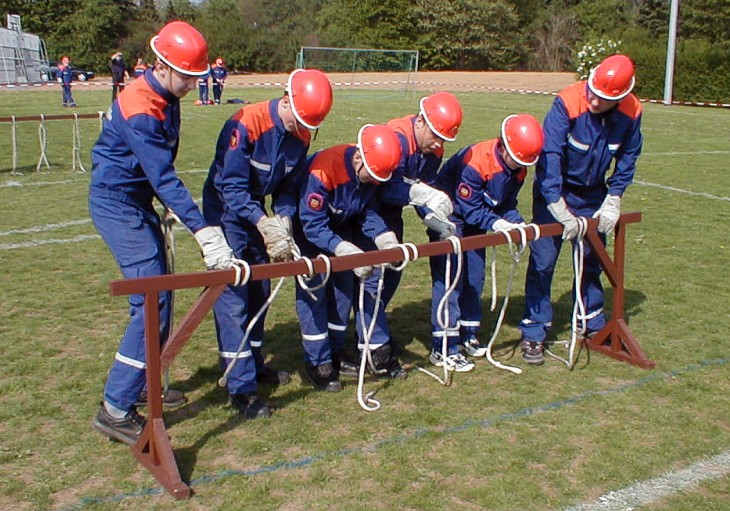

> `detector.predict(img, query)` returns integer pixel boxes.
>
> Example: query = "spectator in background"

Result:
[57,56,76,107]
[210,57,228,105]
[110,51,129,101]
[133,57,148,79]
[198,68,210,105]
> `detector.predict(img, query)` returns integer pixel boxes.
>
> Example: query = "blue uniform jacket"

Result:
[58,64,73,85]
[90,68,206,232]
[437,138,525,231]
[211,65,228,84]
[205,98,310,225]
[537,81,643,204]
[299,144,389,254]
[379,115,444,210]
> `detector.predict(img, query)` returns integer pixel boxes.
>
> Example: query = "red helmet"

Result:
[419,92,463,142]
[357,124,402,182]
[61,56,69,64]
[588,54,636,101]
[150,21,210,76]
[287,69,333,130]
[500,114,544,167]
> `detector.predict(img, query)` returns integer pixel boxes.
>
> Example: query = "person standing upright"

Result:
[520,54,643,365]
[57,56,76,107]
[210,57,228,104]
[89,21,243,445]
[110,51,129,101]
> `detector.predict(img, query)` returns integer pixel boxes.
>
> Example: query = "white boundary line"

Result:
[0,218,91,236]
[562,450,730,511]
[0,234,100,250]
[634,180,730,202]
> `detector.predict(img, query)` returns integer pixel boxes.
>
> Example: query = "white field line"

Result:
[634,180,730,202]
[0,218,91,236]
[562,450,730,511]
[0,234,100,250]
[0,169,206,190]
[642,150,730,156]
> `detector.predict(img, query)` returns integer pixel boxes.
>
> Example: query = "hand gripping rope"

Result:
[416,236,463,386]
[36,115,51,172]
[355,243,419,412]
[544,216,589,369]
[483,224,541,374]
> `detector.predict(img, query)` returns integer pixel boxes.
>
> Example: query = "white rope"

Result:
[295,254,332,301]
[416,236,463,386]
[160,208,179,395]
[355,268,386,411]
[218,274,286,387]
[482,224,538,375]
[36,115,50,172]
[10,116,21,176]
[545,217,589,368]
[72,113,86,173]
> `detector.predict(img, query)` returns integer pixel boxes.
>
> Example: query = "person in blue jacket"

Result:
[520,54,643,365]
[202,69,333,415]
[210,57,228,104]
[348,92,462,377]
[57,56,76,107]
[294,124,403,391]
[89,22,243,445]
[430,114,544,370]
[197,69,210,105]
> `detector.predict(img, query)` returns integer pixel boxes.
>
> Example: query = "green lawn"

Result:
[1,84,729,511]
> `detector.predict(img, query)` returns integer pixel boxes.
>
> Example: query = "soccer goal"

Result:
[296,46,419,94]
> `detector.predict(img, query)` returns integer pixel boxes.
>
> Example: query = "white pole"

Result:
[663,0,680,106]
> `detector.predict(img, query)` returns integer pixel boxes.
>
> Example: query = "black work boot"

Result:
[305,362,342,392]
[92,405,146,445]
[229,392,272,420]
[332,352,358,379]
[370,344,408,379]
[135,388,187,408]
[256,365,292,385]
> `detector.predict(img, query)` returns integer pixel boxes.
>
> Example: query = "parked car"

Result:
[41,62,95,82]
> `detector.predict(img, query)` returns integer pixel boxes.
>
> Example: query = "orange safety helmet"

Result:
[150,21,210,76]
[356,124,402,182]
[419,91,463,142]
[588,54,636,101]
[287,69,333,130]
[500,114,544,167]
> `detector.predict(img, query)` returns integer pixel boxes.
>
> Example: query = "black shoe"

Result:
[135,388,187,408]
[92,405,146,445]
[256,366,291,385]
[229,392,271,420]
[521,340,545,365]
[332,352,358,379]
[369,344,407,379]
[305,362,342,392]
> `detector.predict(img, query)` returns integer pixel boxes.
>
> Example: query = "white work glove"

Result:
[492,219,520,232]
[256,216,293,262]
[334,241,373,280]
[547,198,581,240]
[592,194,621,234]
[409,182,453,218]
[423,211,456,240]
[275,214,301,258]
[374,231,399,250]
[194,226,236,270]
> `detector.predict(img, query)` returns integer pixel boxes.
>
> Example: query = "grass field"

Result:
[1,82,729,511]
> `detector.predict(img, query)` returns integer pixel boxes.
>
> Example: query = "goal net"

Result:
[296,46,419,94]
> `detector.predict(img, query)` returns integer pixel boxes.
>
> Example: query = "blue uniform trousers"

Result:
[213,216,270,395]
[428,221,486,354]
[89,187,171,412]
[520,184,608,342]
[199,84,209,104]
[62,84,75,106]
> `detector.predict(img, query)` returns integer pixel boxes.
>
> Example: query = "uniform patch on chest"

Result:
[229,128,241,150]
[307,193,324,211]
[457,183,473,200]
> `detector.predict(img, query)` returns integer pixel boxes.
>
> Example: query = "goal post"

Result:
[296,46,419,94]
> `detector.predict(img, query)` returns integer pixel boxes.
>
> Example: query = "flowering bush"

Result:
[575,38,622,79]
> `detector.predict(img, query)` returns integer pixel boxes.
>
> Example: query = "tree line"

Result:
[1,0,728,101]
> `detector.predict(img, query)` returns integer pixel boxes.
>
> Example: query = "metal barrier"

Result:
[107,212,650,498]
